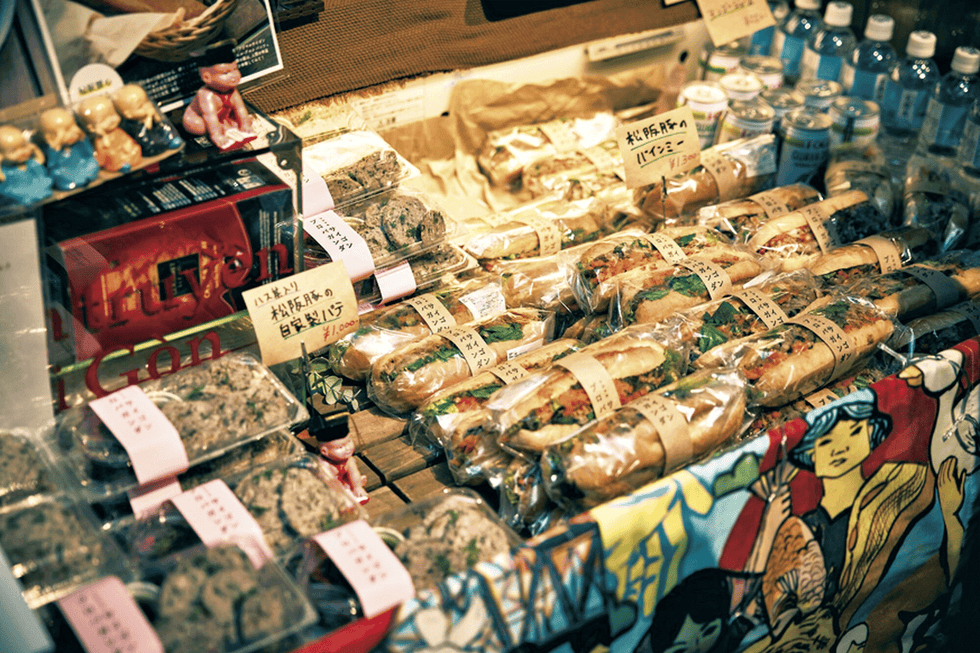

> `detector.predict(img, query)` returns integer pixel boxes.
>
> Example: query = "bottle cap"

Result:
[824,1,853,27]
[864,14,894,41]
[906,31,936,59]
[951,46,980,75]
[796,0,820,10]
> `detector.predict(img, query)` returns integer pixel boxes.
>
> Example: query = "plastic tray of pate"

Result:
[0,493,133,608]
[46,353,310,502]
[352,241,477,306]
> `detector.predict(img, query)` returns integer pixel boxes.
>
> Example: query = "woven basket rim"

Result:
[134,0,241,62]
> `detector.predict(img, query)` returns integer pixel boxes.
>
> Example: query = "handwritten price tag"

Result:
[798,204,841,253]
[89,385,188,486]
[696,0,776,47]
[403,293,457,333]
[788,313,856,379]
[58,576,163,653]
[243,261,358,366]
[303,210,376,282]
[556,354,622,419]
[489,360,530,385]
[680,258,734,300]
[629,393,691,473]
[905,265,964,309]
[736,288,789,329]
[440,326,497,375]
[748,188,793,220]
[855,235,903,274]
[314,520,415,619]
[643,232,689,264]
[171,479,273,568]
[617,106,701,189]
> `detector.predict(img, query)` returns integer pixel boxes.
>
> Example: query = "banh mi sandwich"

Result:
[464,196,611,262]
[488,323,690,453]
[808,226,935,289]
[499,458,567,535]
[541,368,748,507]
[698,183,823,244]
[633,134,778,225]
[842,252,980,321]
[612,248,767,328]
[409,338,582,451]
[521,139,623,198]
[888,296,980,357]
[695,296,895,407]
[483,241,597,313]
[327,279,507,381]
[824,145,900,224]
[445,420,514,486]
[746,190,884,271]
[573,226,734,313]
[367,308,554,415]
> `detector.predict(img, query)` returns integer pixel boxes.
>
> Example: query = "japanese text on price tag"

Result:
[404,294,457,333]
[617,106,701,189]
[696,0,776,47]
[736,289,789,329]
[538,120,580,152]
[556,354,622,419]
[680,258,734,300]
[303,210,376,281]
[516,217,563,257]
[799,204,841,253]
[629,393,692,473]
[59,576,163,653]
[643,232,689,264]
[440,327,497,374]
[489,360,529,384]
[805,388,841,410]
[243,261,358,366]
[789,313,856,378]
[949,301,980,334]
[855,235,903,274]
[748,188,793,220]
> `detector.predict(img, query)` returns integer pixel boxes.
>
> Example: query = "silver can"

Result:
[795,79,844,112]
[719,71,765,101]
[777,107,832,185]
[828,97,880,151]
[699,41,748,82]
[678,80,729,149]
[739,55,785,90]
[716,99,777,145]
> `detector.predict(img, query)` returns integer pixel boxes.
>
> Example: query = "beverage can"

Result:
[699,41,748,82]
[777,107,832,185]
[760,87,806,134]
[795,78,843,111]
[678,81,729,149]
[739,55,785,90]
[719,72,765,101]
[828,97,880,150]
[716,99,777,144]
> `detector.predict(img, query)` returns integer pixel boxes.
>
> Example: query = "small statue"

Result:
[318,432,370,506]
[0,125,53,205]
[182,40,256,151]
[38,107,100,191]
[77,95,142,173]
[113,84,184,157]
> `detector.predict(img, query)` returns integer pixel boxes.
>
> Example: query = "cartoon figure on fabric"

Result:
[113,84,183,156]
[77,95,143,173]
[182,40,256,151]
[0,125,52,205]
[38,107,99,191]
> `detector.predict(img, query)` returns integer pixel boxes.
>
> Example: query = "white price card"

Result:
[59,576,163,653]
[243,261,358,366]
[376,261,418,304]
[303,210,376,281]
[618,106,701,189]
[696,0,776,48]
[314,520,415,619]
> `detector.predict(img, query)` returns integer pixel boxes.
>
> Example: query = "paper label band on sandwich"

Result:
[700,151,737,199]
[629,392,691,474]
[798,203,841,254]
[581,144,623,177]
[907,181,950,197]
[735,288,789,329]
[643,232,689,264]
[510,216,563,257]
[488,360,530,385]
[440,326,497,375]
[403,294,457,333]
[787,313,857,379]
[805,388,841,409]
[855,235,903,274]
[555,353,622,419]
[905,265,964,310]
[748,188,793,221]
[538,120,580,153]
[947,301,980,335]
[679,258,734,300]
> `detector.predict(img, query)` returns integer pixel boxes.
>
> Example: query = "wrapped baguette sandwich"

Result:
[698,183,823,243]
[521,139,624,198]
[824,145,899,224]
[808,226,935,289]
[888,297,980,357]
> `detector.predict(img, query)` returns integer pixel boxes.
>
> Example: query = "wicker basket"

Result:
[134,0,241,63]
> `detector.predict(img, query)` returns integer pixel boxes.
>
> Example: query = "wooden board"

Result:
[391,463,456,503]
[365,486,407,518]
[360,435,443,484]
[348,407,407,449]
[355,455,383,492]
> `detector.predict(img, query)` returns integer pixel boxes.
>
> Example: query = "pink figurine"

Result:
[77,95,142,173]
[318,433,369,505]
[182,40,256,151]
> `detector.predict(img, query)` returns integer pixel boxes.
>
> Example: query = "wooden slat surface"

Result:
[348,407,407,449]
[366,486,407,518]
[360,435,443,484]
[391,463,456,503]
[355,455,383,492]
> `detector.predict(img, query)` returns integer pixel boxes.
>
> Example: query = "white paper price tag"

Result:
[59,576,163,653]
[538,120,580,152]
[748,188,793,220]
[680,258,734,300]
[697,0,777,47]
[788,313,857,379]
[304,210,376,281]
[798,204,841,253]
[377,261,418,304]
[643,232,689,264]
[736,288,789,329]
[855,235,903,274]
[489,360,530,384]
[459,285,507,322]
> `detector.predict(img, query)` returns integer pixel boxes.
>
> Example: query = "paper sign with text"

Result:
[59,576,163,653]
[243,261,358,366]
[696,0,776,47]
[618,106,701,189]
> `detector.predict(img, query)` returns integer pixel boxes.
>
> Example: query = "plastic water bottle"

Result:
[880,31,941,140]
[955,100,980,231]
[800,2,857,84]
[842,14,897,102]
[918,46,980,156]
[749,0,790,56]
[771,0,822,83]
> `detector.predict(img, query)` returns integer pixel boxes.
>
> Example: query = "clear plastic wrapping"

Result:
[0,429,61,509]
[572,226,734,313]
[371,489,522,591]
[463,195,614,262]
[484,241,595,313]
[633,135,779,225]
[889,297,980,358]
[477,113,620,188]
[489,322,691,453]
[824,145,900,225]
[498,458,570,536]
[694,295,897,407]
[808,226,936,289]
[48,354,308,501]
[541,368,749,508]
[903,157,971,253]
[367,308,556,415]
[697,183,823,243]
[327,278,507,382]
[302,130,419,205]
[610,246,769,329]
[520,139,624,198]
